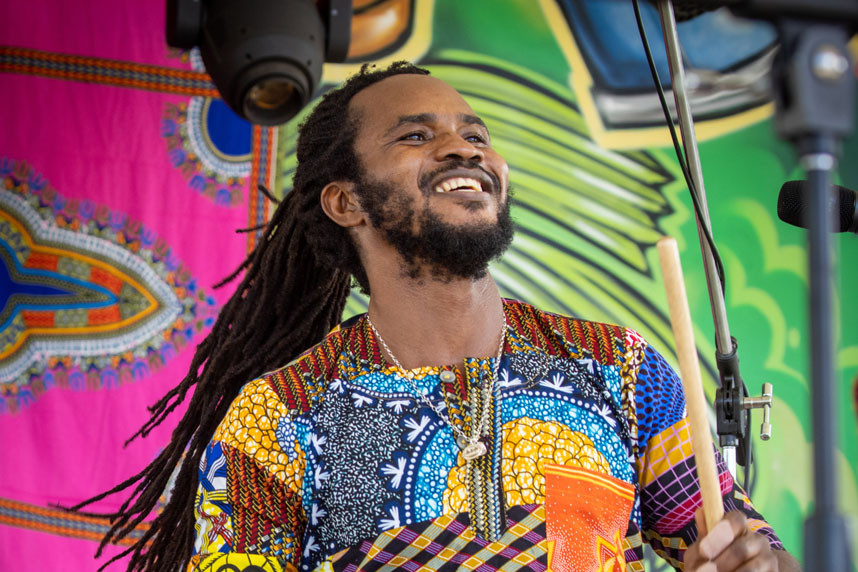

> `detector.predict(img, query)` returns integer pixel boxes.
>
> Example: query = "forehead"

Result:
[349,74,477,132]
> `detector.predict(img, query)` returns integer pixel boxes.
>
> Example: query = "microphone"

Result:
[777,180,858,233]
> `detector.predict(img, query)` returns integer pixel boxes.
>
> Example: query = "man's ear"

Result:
[320,181,365,228]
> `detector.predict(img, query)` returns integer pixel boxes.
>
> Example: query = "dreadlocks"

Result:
[73,61,430,571]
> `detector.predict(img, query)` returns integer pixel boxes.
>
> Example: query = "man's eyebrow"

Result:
[384,113,490,135]
[385,113,436,135]
[460,113,488,131]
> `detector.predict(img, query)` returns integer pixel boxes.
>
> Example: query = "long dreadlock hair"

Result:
[73,61,430,571]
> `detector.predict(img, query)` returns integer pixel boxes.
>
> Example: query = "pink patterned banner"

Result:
[0,1,268,569]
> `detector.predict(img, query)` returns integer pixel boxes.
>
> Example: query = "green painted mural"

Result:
[273,0,858,567]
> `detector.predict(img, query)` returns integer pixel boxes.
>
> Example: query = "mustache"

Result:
[418,159,501,195]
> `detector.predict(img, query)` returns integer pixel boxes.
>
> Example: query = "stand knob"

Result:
[742,382,774,441]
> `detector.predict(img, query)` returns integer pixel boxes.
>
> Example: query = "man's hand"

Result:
[684,510,800,571]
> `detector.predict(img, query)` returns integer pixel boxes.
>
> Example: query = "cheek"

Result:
[361,152,419,187]
[383,152,424,181]
[491,155,510,189]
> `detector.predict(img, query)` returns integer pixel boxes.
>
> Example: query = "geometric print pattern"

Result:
[0,18,276,562]
[332,505,548,572]
[189,300,784,571]
[543,464,634,572]
[0,45,219,98]
[167,49,277,253]
[225,442,304,566]
[637,417,783,565]
[632,344,687,448]
[443,418,611,513]
[161,100,248,208]
[212,375,303,482]
[638,418,697,490]
[0,185,177,393]
[193,552,288,572]
[0,496,150,546]
[642,450,729,535]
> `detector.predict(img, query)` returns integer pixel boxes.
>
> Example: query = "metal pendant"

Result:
[439,369,456,383]
[461,440,488,461]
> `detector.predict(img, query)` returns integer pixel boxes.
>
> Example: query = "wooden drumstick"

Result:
[657,236,725,533]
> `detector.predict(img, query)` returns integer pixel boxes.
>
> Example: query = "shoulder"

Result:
[209,317,363,473]
[503,298,646,366]
[254,315,362,414]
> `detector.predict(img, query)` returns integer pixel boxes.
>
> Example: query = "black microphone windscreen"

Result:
[777,180,857,232]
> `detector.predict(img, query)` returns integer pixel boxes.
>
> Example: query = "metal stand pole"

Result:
[800,141,851,572]
[763,16,855,568]
[657,0,748,478]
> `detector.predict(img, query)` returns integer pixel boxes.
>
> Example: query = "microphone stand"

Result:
[656,0,764,483]
[765,17,855,572]
[660,1,856,569]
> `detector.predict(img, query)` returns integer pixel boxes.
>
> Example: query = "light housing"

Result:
[167,0,352,125]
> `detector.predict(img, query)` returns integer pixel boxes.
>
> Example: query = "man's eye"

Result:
[465,134,488,144]
[401,132,426,141]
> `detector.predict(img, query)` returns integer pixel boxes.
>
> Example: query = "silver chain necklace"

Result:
[366,313,507,461]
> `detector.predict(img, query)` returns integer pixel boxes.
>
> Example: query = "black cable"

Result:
[631,0,726,295]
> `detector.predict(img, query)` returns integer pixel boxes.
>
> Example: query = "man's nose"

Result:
[432,132,484,162]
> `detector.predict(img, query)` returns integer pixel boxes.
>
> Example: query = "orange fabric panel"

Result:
[544,464,635,572]
[90,266,124,294]
[24,252,59,271]
[22,310,55,328]
[87,305,121,325]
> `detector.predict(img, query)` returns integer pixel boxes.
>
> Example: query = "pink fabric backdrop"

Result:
[0,2,261,569]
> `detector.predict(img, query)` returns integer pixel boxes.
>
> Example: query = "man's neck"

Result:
[365,271,505,370]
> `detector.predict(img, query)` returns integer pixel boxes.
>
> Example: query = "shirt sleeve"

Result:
[633,342,783,570]
[187,376,308,572]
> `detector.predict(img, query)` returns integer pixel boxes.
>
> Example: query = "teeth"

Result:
[434,177,483,193]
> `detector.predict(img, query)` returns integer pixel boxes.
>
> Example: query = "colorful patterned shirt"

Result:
[189,299,781,572]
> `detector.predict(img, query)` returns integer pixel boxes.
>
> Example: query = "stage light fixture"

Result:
[166,0,352,125]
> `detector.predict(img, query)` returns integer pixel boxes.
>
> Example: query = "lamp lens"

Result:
[242,71,307,125]
[246,78,296,111]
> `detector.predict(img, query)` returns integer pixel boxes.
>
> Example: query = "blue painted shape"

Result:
[0,258,71,304]
[558,0,776,92]
[205,99,252,157]
[0,237,117,330]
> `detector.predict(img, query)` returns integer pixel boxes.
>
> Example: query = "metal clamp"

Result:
[742,382,773,440]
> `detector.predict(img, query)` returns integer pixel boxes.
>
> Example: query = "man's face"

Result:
[348,74,514,281]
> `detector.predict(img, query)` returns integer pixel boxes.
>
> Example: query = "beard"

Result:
[355,165,515,283]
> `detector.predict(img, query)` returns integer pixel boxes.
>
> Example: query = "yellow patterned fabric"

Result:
[193,552,292,572]
[444,418,610,512]
[637,418,695,488]
[213,376,305,483]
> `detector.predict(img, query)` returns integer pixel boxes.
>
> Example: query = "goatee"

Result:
[355,172,515,282]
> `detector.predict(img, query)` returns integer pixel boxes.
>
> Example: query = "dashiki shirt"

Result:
[189,299,782,572]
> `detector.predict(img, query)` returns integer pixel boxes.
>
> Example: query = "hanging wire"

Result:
[631,0,726,295]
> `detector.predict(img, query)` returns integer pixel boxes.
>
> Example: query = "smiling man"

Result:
[94,63,799,572]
